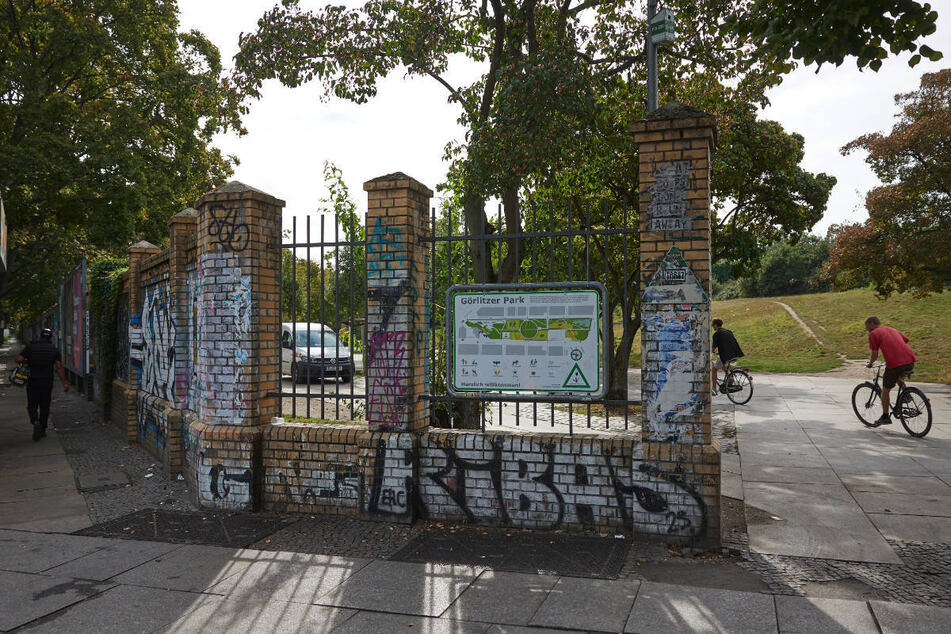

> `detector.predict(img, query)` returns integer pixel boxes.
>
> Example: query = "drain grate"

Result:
[390,525,630,579]
[74,508,299,548]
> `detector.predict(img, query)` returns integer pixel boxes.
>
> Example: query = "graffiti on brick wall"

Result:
[417,435,706,540]
[136,394,168,450]
[130,280,176,402]
[367,218,406,278]
[196,451,253,508]
[645,161,691,233]
[208,204,250,252]
[366,330,409,429]
[366,277,411,430]
[195,253,251,424]
[629,459,708,541]
[176,268,200,411]
[642,308,708,443]
[270,435,413,517]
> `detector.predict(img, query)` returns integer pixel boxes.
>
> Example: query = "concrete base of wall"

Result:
[253,422,720,548]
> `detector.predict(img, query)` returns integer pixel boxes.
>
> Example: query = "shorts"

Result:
[883,363,914,389]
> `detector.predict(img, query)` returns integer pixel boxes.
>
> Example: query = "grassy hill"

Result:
[624,288,951,384]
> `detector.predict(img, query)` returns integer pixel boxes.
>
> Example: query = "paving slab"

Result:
[868,513,951,544]
[742,465,840,484]
[18,583,199,634]
[744,482,900,563]
[111,543,251,592]
[774,595,878,634]
[530,577,638,633]
[736,449,831,469]
[75,471,129,493]
[206,550,372,604]
[869,600,951,634]
[0,496,92,533]
[819,451,934,476]
[0,569,114,631]
[43,539,181,580]
[316,559,482,617]
[721,453,741,475]
[443,570,560,626]
[485,626,583,634]
[839,474,951,495]
[624,581,776,634]
[851,491,951,517]
[157,593,357,634]
[0,530,112,573]
[333,611,490,634]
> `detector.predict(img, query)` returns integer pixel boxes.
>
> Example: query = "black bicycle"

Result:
[851,364,932,437]
[719,358,753,405]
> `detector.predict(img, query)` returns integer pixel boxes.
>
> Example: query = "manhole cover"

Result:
[390,525,629,579]
[74,508,298,548]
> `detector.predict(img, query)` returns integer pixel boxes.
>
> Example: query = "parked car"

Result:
[281,322,355,383]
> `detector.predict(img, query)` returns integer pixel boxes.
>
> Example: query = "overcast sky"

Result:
[178,1,950,237]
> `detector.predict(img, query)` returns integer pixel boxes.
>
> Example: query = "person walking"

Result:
[865,316,916,427]
[15,328,69,441]
[712,318,744,395]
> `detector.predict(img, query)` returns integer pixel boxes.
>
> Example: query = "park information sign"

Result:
[447,283,606,398]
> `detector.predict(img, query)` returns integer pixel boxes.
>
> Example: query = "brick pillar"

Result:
[363,173,431,432]
[187,181,285,510]
[123,241,160,443]
[630,102,720,548]
[166,208,198,475]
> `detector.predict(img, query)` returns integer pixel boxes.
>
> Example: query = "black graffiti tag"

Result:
[209,463,253,499]
[208,205,250,252]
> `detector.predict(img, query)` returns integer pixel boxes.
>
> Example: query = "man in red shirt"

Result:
[865,316,917,426]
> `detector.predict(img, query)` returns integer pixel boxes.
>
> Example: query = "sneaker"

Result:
[873,414,892,426]
[32,422,42,442]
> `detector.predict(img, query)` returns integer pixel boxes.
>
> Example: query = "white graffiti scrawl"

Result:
[130,279,177,402]
[195,252,252,424]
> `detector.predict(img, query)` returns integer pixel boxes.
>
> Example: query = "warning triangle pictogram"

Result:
[562,363,591,389]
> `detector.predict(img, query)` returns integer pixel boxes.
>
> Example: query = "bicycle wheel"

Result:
[851,382,880,426]
[725,370,753,405]
[897,387,933,438]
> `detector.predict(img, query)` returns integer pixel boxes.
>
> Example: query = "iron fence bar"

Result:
[622,199,630,432]
[496,203,503,430]
[430,206,436,428]
[334,214,340,420]
[549,201,556,431]
[320,214,326,421]
[603,199,611,430]
[348,212,356,419]
[291,216,298,419]
[530,201,538,428]
[422,227,639,244]
[307,215,313,418]
[423,394,641,406]
[585,200,592,429]
[283,239,368,248]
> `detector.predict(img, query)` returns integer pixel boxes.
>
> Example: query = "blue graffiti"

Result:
[367,218,405,276]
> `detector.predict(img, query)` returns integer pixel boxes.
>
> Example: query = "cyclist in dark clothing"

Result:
[15,328,69,441]
[712,318,744,395]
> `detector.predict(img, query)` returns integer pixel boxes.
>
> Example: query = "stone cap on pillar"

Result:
[128,240,160,255]
[195,180,286,208]
[363,172,433,197]
[169,207,198,227]
[630,101,717,148]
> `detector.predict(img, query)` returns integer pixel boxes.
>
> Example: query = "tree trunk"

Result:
[607,292,641,401]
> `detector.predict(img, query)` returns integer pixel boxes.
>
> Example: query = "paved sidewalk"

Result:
[2,528,950,633]
[4,333,951,631]
[0,338,91,533]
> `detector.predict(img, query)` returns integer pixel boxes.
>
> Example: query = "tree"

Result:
[0,0,241,322]
[726,0,942,73]
[232,0,934,403]
[826,68,951,296]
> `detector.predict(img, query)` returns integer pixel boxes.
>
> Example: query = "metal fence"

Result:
[276,199,640,435]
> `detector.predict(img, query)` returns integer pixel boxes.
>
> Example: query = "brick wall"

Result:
[631,102,721,548]
[259,423,711,542]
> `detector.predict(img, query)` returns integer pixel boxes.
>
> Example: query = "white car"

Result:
[281,322,355,383]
